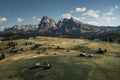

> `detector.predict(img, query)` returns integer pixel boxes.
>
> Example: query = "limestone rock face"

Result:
[38,16,57,33]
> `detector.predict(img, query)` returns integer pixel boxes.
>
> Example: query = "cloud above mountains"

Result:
[103,17,117,22]
[82,10,99,19]
[103,5,119,22]
[61,13,72,19]
[61,7,100,21]
[61,5,119,26]
[16,18,24,23]
[0,5,119,27]
[0,17,7,24]
[87,21,99,26]
[76,7,86,13]
[61,7,87,20]
[32,16,41,23]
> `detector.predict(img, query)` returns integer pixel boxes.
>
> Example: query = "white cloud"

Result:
[104,5,119,16]
[103,17,117,22]
[69,7,86,14]
[32,16,41,23]
[114,5,119,9]
[61,8,100,22]
[70,10,74,14]
[110,5,119,12]
[0,17,7,23]
[82,10,99,19]
[16,18,24,23]
[60,5,119,26]
[103,5,119,22]
[104,12,113,16]
[61,7,99,20]
[88,21,99,26]
[76,7,86,12]
[61,13,72,19]
[73,17,80,21]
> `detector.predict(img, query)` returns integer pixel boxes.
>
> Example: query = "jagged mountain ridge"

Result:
[3,16,120,38]
[4,25,38,33]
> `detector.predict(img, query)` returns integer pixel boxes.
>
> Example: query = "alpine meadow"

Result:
[0,0,120,80]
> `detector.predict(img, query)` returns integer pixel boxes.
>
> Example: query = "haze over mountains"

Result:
[3,16,120,38]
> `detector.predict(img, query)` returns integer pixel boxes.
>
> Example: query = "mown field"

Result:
[0,36,120,80]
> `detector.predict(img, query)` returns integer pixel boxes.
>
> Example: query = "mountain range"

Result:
[3,16,120,38]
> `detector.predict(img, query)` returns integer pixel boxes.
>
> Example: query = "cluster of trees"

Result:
[7,41,17,48]
[89,32,120,43]
[31,44,42,50]
[0,53,5,60]
[0,48,6,60]
[9,48,24,54]
[55,46,64,50]
[97,48,107,54]
[25,42,32,45]
[7,42,24,53]
[9,48,18,53]
[7,42,19,53]
[1,33,34,41]
[36,48,46,54]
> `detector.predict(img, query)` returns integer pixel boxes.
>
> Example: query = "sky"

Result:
[0,0,120,30]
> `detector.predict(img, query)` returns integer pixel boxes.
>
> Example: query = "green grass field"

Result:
[0,36,120,80]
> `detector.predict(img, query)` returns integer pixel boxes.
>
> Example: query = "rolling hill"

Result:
[0,36,120,80]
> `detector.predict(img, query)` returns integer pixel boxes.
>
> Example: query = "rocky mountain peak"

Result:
[42,16,49,20]
[57,18,82,32]
[38,16,57,33]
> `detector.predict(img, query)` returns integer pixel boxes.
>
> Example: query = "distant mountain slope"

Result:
[89,32,120,43]
[4,25,38,33]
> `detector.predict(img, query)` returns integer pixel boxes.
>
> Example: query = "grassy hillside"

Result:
[0,55,120,80]
[0,36,120,80]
